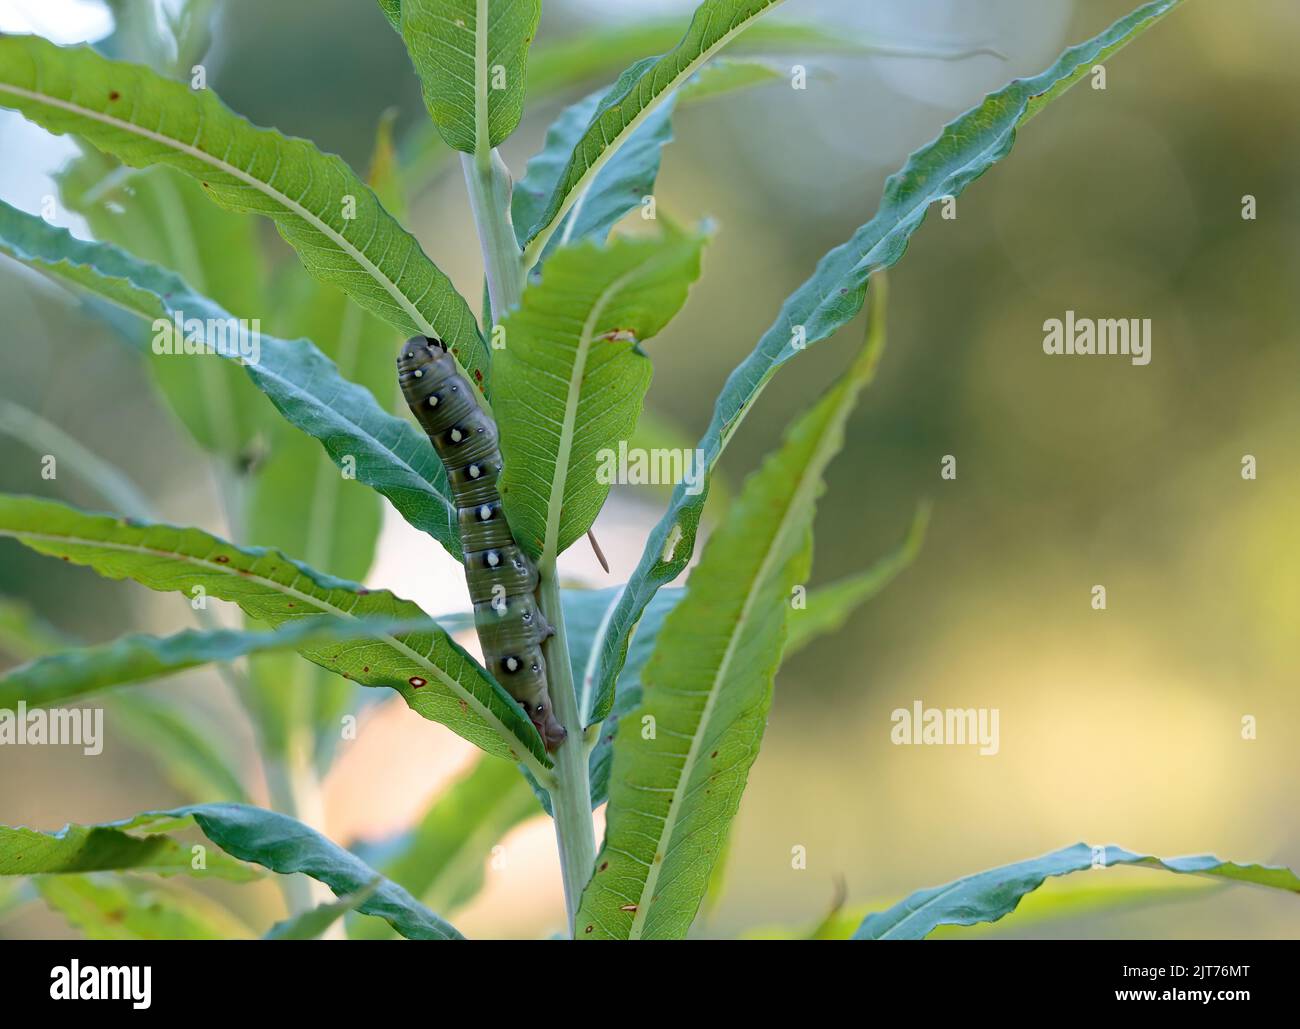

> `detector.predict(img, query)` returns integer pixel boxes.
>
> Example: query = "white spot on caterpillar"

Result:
[661,523,684,563]
[413,369,423,378]
[505,656,520,672]
[468,464,482,478]
[428,394,439,407]
[492,584,507,613]
[486,550,501,568]
[478,505,492,520]
[450,428,463,443]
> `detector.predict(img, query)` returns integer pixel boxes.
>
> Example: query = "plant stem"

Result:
[463,146,596,934]
[461,149,523,319]
[537,558,596,933]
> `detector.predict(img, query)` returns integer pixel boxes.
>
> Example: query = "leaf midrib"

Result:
[0,80,441,339]
[626,419,833,939]
[2,527,541,772]
[541,261,641,561]
[522,0,788,268]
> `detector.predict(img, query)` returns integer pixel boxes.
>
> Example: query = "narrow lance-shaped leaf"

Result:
[586,0,1186,725]
[520,0,788,266]
[0,494,549,768]
[0,199,463,559]
[854,843,1300,940]
[577,276,888,940]
[0,804,463,940]
[495,229,707,559]
[397,16,888,198]
[0,616,441,711]
[398,0,541,155]
[0,33,490,390]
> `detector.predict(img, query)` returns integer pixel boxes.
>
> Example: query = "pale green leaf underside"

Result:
[854,843,1300,940]
[0,33,490,388]
[586,0,1186,726]
[399,0,540,154]
[578,287,887,940]
[0,199,464,559]
[0,494,548,766]
[495,231,706,559]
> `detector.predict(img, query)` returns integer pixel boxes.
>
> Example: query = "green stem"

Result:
[463,146,596,934]
[461,149,524,319]
[538,558,596,933]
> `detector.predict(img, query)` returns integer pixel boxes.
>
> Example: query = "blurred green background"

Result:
[1,0,1297,939]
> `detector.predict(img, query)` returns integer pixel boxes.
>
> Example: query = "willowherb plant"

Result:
[0,0,1295,943]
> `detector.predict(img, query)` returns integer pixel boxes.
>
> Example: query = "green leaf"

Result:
[586,0,1186,725]
[0,199,464,560]
[398,0,541,155]
[513,89,677,257]
[577,278,887,940]
[0,33,490,390]
[0,811,257,880]
[0,616,437,711]
[2,805,463,939]
[36,873,253,940]
[376,0,402,32]
[266,878,380,939]
[520,0,787,266]
[785,502,929,657]
[180,804,464,940]
[109,694,250,804]
[0,494,549,768]
[854,843,1300,940]
[495,230,707,559]
[353,755,538,937]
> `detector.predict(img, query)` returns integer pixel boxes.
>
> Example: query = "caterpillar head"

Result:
[397,334,448,373]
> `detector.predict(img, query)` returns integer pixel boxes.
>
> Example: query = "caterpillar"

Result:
[397,335,567,751]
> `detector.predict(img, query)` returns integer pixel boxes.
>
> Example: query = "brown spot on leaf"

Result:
[409,676,427,689]
[362,666,369,673]
[108,90,120,101]
[599,861,608,872]
[584,925,594,934]
[214,555,230,563]
[619,904,637,913]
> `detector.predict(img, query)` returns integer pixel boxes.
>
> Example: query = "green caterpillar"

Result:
[397,336,566,750]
